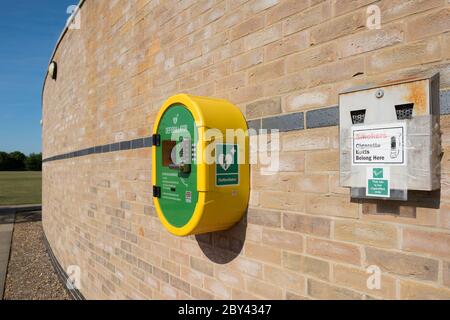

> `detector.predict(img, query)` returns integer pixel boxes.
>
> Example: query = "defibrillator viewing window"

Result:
[162,140,177,167]
[162,139,192,174]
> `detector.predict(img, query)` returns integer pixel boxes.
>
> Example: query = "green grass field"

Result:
[0,171,42,205]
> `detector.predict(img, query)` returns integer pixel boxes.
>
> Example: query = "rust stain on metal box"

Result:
[404,80,428,116]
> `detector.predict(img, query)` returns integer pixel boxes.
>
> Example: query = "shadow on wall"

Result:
[357,189,441,217]
[195,212,247,264]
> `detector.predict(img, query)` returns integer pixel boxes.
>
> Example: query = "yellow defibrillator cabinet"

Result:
[152,94,250,236]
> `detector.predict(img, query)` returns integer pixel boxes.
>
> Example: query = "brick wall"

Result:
[42,0,450,299]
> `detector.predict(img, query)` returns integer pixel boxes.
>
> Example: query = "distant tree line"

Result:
[0,151,42,171]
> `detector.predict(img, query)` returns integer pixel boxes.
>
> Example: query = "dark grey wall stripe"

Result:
[132,138,144,149]
[306,106,339,129]
[247,119,261,132]
[262,112,304,132]
[42,136,153,163]
[43,89,450,163]
[441,90,450,115]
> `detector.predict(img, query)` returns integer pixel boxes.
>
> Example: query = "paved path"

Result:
[0,210,15,299]
[0,205,41,299]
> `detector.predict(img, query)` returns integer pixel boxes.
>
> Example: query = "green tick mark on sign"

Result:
[367,167,390,198]
[216,144,239,186]
[373,168,384,179]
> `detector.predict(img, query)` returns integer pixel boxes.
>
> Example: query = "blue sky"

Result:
[0,0,76,155]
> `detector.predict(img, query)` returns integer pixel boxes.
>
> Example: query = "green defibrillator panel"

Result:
[155,105,198,228]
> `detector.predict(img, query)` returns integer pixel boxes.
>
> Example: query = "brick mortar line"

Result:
[44,206,447,298]
[43,233,85,300]
[44,211,216,298]
[43,179,450,236]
